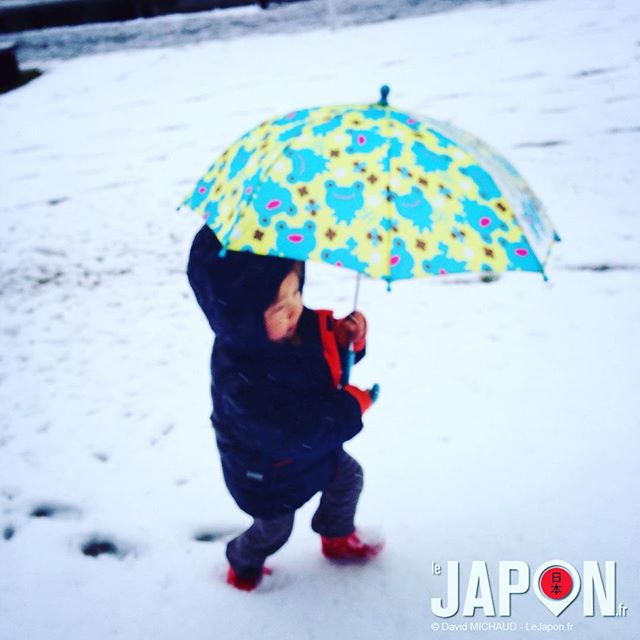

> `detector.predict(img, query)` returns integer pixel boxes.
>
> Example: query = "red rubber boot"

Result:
[226,566,272,591]
[321,530,384,561]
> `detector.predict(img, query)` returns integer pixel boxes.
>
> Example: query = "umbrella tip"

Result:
[378,85,390,106]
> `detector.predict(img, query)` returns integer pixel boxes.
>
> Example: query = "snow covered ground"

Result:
[1,0,639,638]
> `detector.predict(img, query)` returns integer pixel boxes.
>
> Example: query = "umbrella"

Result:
[179,86,558,288]
[179,86,559,384]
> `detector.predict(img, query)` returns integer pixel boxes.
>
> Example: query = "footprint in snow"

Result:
[193,527,241,543]
[81,535,133,559]
[29,503,83,520]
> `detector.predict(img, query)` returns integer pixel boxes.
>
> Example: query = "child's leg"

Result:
[311,452,363,537]
[226,512,295,579]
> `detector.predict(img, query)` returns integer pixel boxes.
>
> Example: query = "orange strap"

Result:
[316,310,342,388]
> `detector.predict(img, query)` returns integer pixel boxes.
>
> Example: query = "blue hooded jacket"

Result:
[187,225,363,518]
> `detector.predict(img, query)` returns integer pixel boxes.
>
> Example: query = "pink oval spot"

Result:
[439,268,448,275]
[357,134,366,146]
[245,186,253,195]
[336,261,343,268]
[515,248,529,257]
[198,186,207,194]
[286,112,297,120]
[287,234,304,244]
[407,118,417,125]
[479,217,491,228]
[390,255,400,267]
[266,199,282,211]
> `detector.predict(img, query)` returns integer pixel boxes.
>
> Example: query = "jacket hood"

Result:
[187,225,304,350]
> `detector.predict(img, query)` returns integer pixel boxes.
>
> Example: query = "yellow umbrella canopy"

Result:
[180,86,558,283]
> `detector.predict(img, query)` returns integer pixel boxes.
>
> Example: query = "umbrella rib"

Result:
[382,105,394,289]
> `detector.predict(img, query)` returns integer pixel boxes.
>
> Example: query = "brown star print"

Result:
[298,186,308,197]
[330,149,340,158]
[325,229,337,241]
[418,177,429,187]
[254,230,264,241]
[416,239,427,251]
[484,247,494,258]
[367,174,378,184]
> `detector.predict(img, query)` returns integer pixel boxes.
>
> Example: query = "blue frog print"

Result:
[346,126,386,154]
[458,164,502,200]
[312,115,343,136]
[279,124,305,142]
[361,107,386,120]
[187,178,215,208]
[427,128,457,149]
[273,109,311,126]
[389,186,433,232]
[274,220,317,260]
[458,198,508,243]
[240,174,258,204]
[499,237,541,271]
[321,241,368,273]
[228,146,252,180]
[389,237,415,280]
[412,141,452,172]
[380,137,403,171]
[204,200,219,227]
[253,178,297,227]
[390,111,421,130]
[325,180,365,224]
[285,147,328,183]
[422,242,468,275]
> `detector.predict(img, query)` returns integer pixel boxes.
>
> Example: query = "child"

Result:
[187,225,382,591]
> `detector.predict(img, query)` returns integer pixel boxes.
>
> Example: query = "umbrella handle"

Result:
[339,272,363,386]
[340,347,356,386]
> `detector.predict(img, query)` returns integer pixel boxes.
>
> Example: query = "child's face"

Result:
[264,269,303,342]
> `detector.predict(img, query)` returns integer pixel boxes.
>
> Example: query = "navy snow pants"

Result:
[226,452,364,579]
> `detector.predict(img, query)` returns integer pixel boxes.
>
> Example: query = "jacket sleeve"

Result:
[221,379,364,459]
[315,310,366,388]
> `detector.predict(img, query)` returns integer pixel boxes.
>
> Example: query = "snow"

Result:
[1,0,639,638]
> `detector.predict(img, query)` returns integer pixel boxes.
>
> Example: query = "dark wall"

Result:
[0,0,261,33]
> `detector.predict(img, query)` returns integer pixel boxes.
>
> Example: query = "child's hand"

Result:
[335,311,367,349]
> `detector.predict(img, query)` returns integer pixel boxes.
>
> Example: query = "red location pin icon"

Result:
[533,560,581,616]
